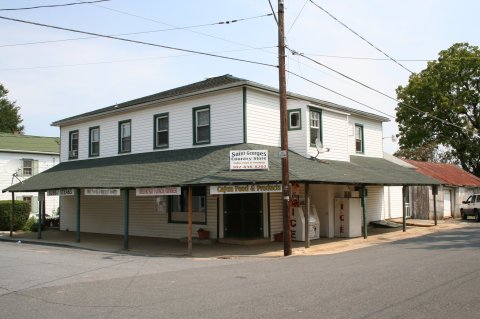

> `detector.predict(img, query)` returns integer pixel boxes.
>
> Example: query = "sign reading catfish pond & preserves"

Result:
[230,150,269,170]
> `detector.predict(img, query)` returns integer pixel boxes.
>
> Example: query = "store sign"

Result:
[230,150,269,170]
[136,187,181,196]
[210,184,282,195]
[84,188,120,196]
[47,189,75,196]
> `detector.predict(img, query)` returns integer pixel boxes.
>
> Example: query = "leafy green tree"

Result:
[0,83,24,134]
[396,42,480,177]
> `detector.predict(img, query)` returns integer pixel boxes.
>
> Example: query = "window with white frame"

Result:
[89,126,100,157]
[69,130,79,159]
[193,106,210,144]
[355,124,364,153]
[154,113,169,149]
[22,159,37,176]
[119,120,131,153]
[309,109,322,145]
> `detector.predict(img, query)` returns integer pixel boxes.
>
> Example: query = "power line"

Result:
[0,15,278,69]
[308,0,414,74]
[0,46,278,71]
[287,46,471,133]
[287,70,395,119]
[0,0,109,11]
[78,0,278,56]
[0,12,273,48]
[287,0,309,35]
[267,0,278,25]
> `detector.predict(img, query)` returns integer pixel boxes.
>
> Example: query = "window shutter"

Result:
[32,160,39,175]
[18,160,24,177]
[31,196,39,213]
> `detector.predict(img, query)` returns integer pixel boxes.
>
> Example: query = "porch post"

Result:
[10,192,15,237]
[37,192,43,239]
[304,183,310,248]
[124,189,129,250]
[402,186,407,232]
[432,185,438,226]
[187,186,192,256]
[361,186,367,239]
[76,188,81,242]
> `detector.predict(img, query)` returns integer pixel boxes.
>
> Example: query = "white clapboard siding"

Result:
[348,116,384,158]
[307,109,350,161]
[365,186,385,222]
[61,191,218,239]
[246,89,280,146]
[60,88,244,161]
[384,186,404,219]
[269,192,283,239]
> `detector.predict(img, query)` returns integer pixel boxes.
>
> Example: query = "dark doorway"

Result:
[224,193,263,238]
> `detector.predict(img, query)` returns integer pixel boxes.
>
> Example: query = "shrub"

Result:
[23,217,39,232]
[0,200,31,231]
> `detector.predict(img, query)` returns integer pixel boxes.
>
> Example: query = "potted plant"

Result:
[197,228,210,239]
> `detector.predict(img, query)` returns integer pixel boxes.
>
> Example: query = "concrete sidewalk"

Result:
[0,219,468,258]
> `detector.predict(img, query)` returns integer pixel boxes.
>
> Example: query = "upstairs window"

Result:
[154,113,169,149]
[69,130,79,159]
[288,109,301,130]
[309,109,322,145]
[355,124,364,153]
[119,120,131,153]
[193,106,210,145]
[21,159,38,177]
[89,126,100,157]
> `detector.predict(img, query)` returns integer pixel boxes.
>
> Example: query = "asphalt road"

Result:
[1,222,480,319]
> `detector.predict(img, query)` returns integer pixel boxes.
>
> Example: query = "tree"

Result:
[0,83,24,134]
[396,42,480,177]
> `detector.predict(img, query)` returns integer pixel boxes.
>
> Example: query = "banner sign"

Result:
[136,187,181,196]
[210,184,281,195]
[85,188,120,196]
[230,150,269,170]
[47,189,75,196]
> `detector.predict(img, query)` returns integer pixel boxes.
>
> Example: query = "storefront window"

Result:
[169,186,206,224]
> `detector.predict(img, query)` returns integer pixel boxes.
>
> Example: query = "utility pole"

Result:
[278,0,292,256]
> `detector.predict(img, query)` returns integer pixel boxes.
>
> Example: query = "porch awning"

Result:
[3,143,440,193]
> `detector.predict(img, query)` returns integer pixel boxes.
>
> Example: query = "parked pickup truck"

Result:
[460,194,480,221]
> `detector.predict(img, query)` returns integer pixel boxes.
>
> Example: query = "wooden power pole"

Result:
[278,0,292,256]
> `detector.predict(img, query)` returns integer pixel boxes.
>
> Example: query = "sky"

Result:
[0,0,479,154]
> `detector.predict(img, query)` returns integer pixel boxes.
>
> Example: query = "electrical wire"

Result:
[0,13,273,48]
[77,0,278,57]
[0,46,278,71]
[287,0,309,35]
[287,70,395,119]
[0,15,278,69]
[286,46,472,133]
[308,0,414,74]
[0,0,109,11]
[267,0,278,25]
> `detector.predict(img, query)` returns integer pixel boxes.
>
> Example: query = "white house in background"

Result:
[0,133,60,217]
[4,75,437,247]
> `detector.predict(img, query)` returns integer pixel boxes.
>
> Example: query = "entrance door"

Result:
[224,193,263,238]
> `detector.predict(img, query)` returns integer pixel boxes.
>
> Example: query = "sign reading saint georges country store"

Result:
[230,150,269,170]
[210,184,282,195]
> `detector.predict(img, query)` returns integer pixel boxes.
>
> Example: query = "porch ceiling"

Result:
[3,143,440,193]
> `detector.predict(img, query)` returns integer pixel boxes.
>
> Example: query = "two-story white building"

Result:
[4,75,438,247]
[0,133,60,216]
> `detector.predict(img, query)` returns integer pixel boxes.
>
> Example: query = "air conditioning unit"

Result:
[69,150,78,158]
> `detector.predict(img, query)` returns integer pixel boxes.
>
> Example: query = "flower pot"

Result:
[197,230,210,239]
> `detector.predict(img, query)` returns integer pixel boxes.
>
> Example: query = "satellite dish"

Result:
[314,138,330,159]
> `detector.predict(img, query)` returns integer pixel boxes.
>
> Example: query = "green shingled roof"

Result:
[0,133,59,155]
[52,75,389,126]
[3,144,439,193]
